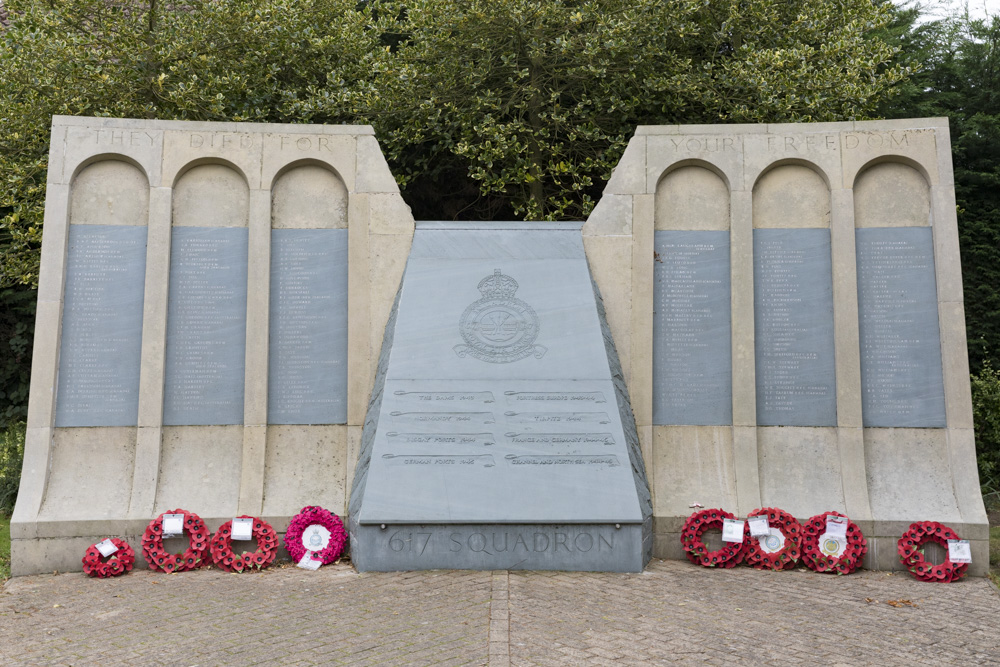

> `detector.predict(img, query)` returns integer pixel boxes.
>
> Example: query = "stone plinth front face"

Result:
[583,118,989,575]
[12,117,414,575]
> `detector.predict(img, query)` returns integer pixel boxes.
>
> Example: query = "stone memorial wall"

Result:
[11,117,414,574]
[15,116,988,575]
[583,118,988,573]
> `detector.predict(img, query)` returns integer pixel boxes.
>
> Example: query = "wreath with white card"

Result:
[743,507,802,571]
[210,515,278,572]
[82,537,135,578]
[142,509,210,573]
[800,511,867,574]
[680,508,746,568]
[897,521,970,583]
[283,505,348,567]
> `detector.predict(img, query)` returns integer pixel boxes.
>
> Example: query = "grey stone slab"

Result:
[753,228,837,426]
[652,230,732,425]
[856,227,946,427]
[163,227,248,425]
[358,379,642,524]
[55,225,147,427]
[351,523,645,572]
[350,223,650,571]
[267,229,348,424]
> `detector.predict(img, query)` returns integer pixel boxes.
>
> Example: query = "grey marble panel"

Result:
[267,229,348,424]
[754,228,837,426]
[163,227,248,426]
[388,259,609,381]
[55,225,147,427]
[358,379,644,524]
[350,522,645,572]
[652,230,732,425]
[409,225,585,259]
[856,227,946,427]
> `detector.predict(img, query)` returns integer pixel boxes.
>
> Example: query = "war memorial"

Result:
[9,115,989,576]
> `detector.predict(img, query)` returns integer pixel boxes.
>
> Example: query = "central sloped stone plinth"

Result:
[348,221,652,571]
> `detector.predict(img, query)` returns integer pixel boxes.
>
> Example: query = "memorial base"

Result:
[350,521,650,572]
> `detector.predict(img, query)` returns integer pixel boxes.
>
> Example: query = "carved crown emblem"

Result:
[477,269,519,299]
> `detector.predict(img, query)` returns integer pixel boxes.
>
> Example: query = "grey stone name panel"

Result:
[358,379,643,524]
[856,227,946,427]
[351,522,644,572]
[163,227,248,426]
[753,228,837,426]
[55,225,147,427]
[653,230,732,425]
[267,229,348,424]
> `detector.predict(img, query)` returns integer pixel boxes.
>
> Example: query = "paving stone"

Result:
[1,560,999,665]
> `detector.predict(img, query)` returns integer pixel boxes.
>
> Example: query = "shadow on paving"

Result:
[1,560,998,666]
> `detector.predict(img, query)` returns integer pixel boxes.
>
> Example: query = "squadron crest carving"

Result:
[454,269,547,364]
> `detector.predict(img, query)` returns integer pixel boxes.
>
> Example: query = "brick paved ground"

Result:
[1,560,998,666]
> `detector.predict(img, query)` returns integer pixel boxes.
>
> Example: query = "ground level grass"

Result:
[1,513,10,582]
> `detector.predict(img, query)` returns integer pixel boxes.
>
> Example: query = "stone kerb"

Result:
[583,118,989,575]
[11,116,414,575]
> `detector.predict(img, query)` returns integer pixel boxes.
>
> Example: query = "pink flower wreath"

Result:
[283,506,348,565]
[82,538,135,578]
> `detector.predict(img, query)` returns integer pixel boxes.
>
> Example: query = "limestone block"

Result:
[604,137,647,195]
[854,162,931,228]
[865,428,962,524]
[654,165,729,231]
[25,300,63,429]
[171,163,250,227]
[369,193,415,235]
[752,164,830,228]
[161,128,262,189]
[262,425,349,517]
[652,425,737,517]
[37,428,136,521]
[136,188,172,428]
[60,121,163,186]
[931,185,964,303]
[729,192,755,427]
[938,301,975,429]
[841,128,939,188]
[154,426,242,517]
[69,160,150,226]
[35,183,70,305]
[582,235,632,384]
[271,163,348,228]
[355,135,400,193]
[261,132,356,192]
[646,134,744,193]
[744,130,843,189]
[583,193,632,236]
[757,426,845,517]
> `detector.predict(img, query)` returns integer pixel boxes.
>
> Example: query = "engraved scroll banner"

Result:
[55,225,147,427]
[163,227,248,426]
[753,228,837,427]
[856,227,946,427]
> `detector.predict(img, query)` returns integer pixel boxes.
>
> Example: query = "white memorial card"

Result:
[825,515,848,538]
[297,553,322,571]
[231,517,254,541]
[748,516,770,537]
[96,539,118,557]
[818,533,847,558]
[947,539,972,564]
[162,514,184,536]
[301,524,332,553]
[721,519,745,543]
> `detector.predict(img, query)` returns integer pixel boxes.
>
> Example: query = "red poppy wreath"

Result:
[680,508,746,568]
[743,507,801,571]
[897,521,969,583]
[142,509,210,573]
[283,505,348,566]
[210,515,278,573]
[82,538,135,578]
[801,511,867,575]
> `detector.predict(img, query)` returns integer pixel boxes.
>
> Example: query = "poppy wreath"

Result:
[680,508,746,568]
[897,521,969,583]
[800,511,868,575]
[210,515,278,572]
[82,538,135,578]
[283,505,348,565]
[142,509,211,573]
[743,507,802,571]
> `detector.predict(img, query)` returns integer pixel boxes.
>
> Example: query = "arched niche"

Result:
[655,164,729,231]
[172,163,249,227]
[271,163,348,229]
[853,161,931,228]
[752,164,830,229]
[70,159,149,226]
